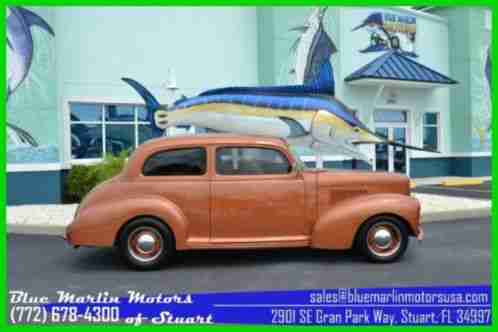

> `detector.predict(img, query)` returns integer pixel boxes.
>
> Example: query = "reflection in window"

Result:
[71,124,103,159]
[105,105,135,122]
[143,148,207,176]
[70,103,102,122]
[106,124,134,155]
[423,112,439,151]
[216,147,291,175]
[70,103,154,160]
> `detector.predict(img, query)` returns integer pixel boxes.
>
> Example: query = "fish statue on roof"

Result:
[123,7,436,163]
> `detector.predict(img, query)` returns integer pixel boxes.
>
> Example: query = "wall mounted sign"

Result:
[352,12,417,58]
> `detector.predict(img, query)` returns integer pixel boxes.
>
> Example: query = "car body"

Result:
[66,134,423,269]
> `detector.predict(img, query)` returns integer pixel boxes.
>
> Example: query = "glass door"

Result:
[375,127,389,172]
[393,127,407,173]
[374,126,408,174]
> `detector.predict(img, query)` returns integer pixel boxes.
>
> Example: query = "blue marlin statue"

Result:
[123,8,436,162]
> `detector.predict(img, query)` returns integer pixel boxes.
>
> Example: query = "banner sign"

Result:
[9,286,491,325]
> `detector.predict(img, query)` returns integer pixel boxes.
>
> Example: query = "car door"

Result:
[141,147,211,243]
[210,145,307,244]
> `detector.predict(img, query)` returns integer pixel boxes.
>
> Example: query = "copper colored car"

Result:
[66,134,423,270]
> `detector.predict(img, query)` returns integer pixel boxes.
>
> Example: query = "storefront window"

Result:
[423,112,439,151]
[70,103,152,160]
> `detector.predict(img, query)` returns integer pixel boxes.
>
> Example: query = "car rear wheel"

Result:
[356,216,409,263]
[118,218,175,270]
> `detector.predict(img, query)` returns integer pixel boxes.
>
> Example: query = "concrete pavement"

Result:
[7,217,490,298]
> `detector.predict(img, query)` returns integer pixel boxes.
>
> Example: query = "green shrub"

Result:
[64,150,129,203]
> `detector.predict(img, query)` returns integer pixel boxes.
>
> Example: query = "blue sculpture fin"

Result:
[16,7,55,36]
[304,60,335,94]
[121,77,161,111]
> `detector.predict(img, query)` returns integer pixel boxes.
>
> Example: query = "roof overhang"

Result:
[346,78,457,89]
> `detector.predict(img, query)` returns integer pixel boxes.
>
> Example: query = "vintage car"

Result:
[66,134,423,270]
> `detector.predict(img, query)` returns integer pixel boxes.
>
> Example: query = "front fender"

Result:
[311,193,421,250]
[68,195,190,249]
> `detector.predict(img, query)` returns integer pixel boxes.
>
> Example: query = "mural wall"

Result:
[470,11,491,152]
[7,6,58,163]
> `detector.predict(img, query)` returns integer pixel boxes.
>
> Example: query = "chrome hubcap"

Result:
[128,227,163,263]
[367,222,401,257]
[373,228,392,249]
[137,233,156,253]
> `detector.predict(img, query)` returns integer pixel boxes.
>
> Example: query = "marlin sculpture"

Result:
[123,7,436,162]
[7,6,55,147]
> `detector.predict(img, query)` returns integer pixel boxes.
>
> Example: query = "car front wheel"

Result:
[118,218,175,270]
[356,216,409,263]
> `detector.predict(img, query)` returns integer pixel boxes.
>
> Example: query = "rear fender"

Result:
[311,193,421,249]
[71,195,189,249]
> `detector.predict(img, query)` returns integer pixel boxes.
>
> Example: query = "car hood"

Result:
[313,169,410,196]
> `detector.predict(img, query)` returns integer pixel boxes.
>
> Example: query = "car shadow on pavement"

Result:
[65,246,370,272]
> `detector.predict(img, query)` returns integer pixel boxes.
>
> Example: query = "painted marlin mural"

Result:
[485,46,491,132]
[123,7,435,162]
[290,7,337,91]
[7,6,55,147]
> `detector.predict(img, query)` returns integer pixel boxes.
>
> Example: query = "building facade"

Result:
[6,6,491,205]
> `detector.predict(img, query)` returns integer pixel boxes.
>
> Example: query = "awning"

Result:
[344,50,458,88]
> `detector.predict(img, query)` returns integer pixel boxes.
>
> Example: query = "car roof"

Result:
[139,134,288,149]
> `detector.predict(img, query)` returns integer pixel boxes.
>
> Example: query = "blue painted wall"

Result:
[410,157,491,178]
[8,170,65,205]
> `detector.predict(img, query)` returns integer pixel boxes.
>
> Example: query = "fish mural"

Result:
[352,12,417,58]
[485,46,491,88]
[290,7,337,92]
[7,6,55,147]
[485,46,491,132]
[123,7,435,163]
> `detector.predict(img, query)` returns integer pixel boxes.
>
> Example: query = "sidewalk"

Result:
[6,192,491,236]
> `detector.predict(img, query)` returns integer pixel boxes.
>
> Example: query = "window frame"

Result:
[214,145,294,178]
[68,101,153,164]
[141,147,208,177]
[422,112,440,151]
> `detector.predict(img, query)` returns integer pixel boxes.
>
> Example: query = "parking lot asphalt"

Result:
[413,181,491,200]
[8,217,490,302]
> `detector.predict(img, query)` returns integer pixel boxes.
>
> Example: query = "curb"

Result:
[7,208,491,236]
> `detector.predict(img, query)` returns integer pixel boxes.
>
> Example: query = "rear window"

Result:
[216,147,291,175]
[143,148,206,176]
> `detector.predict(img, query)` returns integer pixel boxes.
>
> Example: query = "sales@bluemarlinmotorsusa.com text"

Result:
[8,286,491,325]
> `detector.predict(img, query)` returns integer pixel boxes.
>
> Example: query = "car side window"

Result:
[216,147,291,175]
[143,148,206,176]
